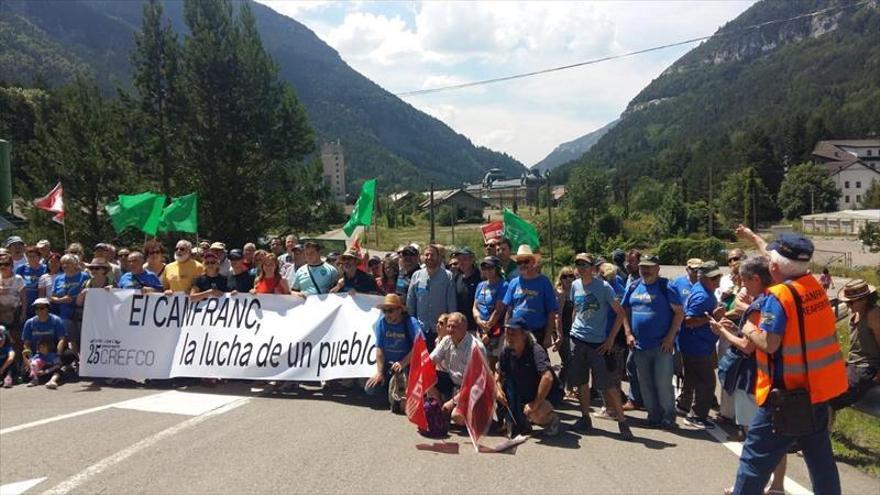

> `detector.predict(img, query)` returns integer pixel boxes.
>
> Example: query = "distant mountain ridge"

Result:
[531,119,618,173]
[0,0,526,192]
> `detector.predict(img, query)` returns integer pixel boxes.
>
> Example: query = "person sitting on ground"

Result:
[290,241,338,297]
[365,294,423,401]
[0,325,16,388]
[331,251,381,295]
[830,279,880,412]
[495,316,563,437]
[117,251,163,292]
[226,249,255,294]
[21,298,70,389]
[162,240,204,294]
[473,256,508,370]
[427,312,487,425]
[251,252,291,295]
[27,338,61,388]
[191,251,233,301]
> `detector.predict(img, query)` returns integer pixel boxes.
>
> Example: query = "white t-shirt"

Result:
[0,273,25,309]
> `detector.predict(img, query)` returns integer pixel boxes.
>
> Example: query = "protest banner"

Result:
[481,221,504,242]
[80,290,382,381]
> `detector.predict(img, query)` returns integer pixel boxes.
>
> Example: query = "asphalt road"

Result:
[1,378,877,495]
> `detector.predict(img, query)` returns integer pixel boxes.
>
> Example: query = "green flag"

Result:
[158,193,199,234]
[343,178,376,237]
[104,192,166,236]
[503,208,540,250]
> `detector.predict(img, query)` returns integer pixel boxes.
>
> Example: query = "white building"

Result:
[801,209,880,235]
[812,139,880,209]
[320,140,346,203]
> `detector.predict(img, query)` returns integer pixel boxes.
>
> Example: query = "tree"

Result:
[130,0,187,198]
[717,167,773,227]
[858,222,880,253]
[776,162,840,219]
[860,179,880,209]
[178,0,314,245]
[564,167,609,251]
[654,183,687,238]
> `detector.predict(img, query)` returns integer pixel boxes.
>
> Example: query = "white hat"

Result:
[513,244,541,262]
[32,297,51,307]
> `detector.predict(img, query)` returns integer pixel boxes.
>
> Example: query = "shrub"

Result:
[656,237,725,265]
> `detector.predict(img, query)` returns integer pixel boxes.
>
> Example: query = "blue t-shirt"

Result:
[16,263,46,316]
[51,272,90,320]
[475,279,508,322]
[671,275,695,302]
[570,277,617,344]
[606,278,625,337]
[623,279,682,350]
[679,281,719,356]
[503,275,559,330]
[374,316,423,364]
[22,314,66,349]
[759,293,788,383]
[117,271,164,291]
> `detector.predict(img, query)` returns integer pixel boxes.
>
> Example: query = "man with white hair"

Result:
[729,226,847,495]
[162,240,204,293]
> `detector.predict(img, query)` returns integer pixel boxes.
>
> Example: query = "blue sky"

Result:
[255,1,756,166]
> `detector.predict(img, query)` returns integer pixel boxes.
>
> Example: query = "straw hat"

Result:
[837,279,876,302]
[513,244,541,262]
[86,257,111,269]
[377,293,406,310]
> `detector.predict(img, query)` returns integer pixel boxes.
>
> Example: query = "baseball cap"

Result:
[368,256,382,266]
[480,256,501,269]
[32,297,51,307]
[686,258,704,269]
[5,236,24,247]
[575,253,599,266]
[698,260,723,278]
[767,233,814,262]
[452,246,475,257]
[227,249,244,261]
[639,254,660,266]
[505,316,528,330]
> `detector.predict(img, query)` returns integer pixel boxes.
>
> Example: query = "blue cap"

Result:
[767,234,814,262]
[505,316,528,330]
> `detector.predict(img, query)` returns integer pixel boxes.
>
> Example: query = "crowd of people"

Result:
[0,228,877,495]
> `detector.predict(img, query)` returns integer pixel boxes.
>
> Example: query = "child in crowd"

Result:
[0,325,15,387]
[28,339,61,388]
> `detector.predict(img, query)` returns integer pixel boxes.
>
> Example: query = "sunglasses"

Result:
[575,261,591,267]
[175,247,188,252]
[561,274,575,280]
[728,256,741,262]
[382,307,401,314]
[516,260,531,266]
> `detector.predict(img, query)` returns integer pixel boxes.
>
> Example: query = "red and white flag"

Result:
[455,346,496,452]
[405,333,437,431]
[33,182,65,225]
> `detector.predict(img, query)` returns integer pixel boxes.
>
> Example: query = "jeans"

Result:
[626,349,643,405]
[633,347,675,425]
[678,353,716,419]
[733,403,840,495]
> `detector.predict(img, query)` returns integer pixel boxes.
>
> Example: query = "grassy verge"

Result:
[831,319,880,477]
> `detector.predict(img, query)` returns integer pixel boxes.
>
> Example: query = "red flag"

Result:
[33,182,64,225]
[405,333,437,431]
[481,221,503,242]
[455,345,495,451]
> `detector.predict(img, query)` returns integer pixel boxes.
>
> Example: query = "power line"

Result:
[394,0,872,97]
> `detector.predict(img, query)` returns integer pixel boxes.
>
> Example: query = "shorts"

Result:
[568,337,613,390]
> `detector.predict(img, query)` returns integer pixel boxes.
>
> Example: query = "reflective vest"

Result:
[754,274,847,406]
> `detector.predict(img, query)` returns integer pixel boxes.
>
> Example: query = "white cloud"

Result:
[255,0,756,165]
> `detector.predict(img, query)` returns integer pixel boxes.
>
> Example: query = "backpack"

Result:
[420,396,449,438]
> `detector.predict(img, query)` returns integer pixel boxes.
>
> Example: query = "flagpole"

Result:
[60,181,68,248]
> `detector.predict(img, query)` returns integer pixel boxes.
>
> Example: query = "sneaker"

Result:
[28,377,39,387]
[683,415,715,430]
[618,421,634,441]
[592,407,616,421]
[572,416,594,434]
[2,374,11,388]
[543,414,561,437]
[46,379,58,390]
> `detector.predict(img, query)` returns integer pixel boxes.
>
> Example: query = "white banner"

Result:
[80,290,381,381]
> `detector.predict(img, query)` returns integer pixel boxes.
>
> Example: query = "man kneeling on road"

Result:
[365,294,423,408]
[495,316,562,437]
[427,312,487,425]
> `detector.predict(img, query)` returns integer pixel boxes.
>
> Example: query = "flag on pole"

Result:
[104,192,166,236]
[158,193,198,234]
[455,346,496,452]
[405,333,437,431]
[502,208,540,250]
[343,178,376,237]
[33,182,65,225]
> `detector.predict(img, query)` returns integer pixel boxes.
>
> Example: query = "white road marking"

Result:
[704,421,812,495]
[1,391,247,436]
[40,397,249,495]
[0,477,47,495]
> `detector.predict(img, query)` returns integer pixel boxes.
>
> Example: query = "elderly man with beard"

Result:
[407,244,456,351]
[331,251,381,295]
[162,240,205,294]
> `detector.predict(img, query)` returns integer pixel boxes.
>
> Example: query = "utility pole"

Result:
[429,183,436,243]
[811,187,815,214]
[708,164,714,236]
[545,171,555,281]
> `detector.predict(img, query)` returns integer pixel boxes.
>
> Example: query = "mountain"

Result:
[0,0,526,192]
[531,119,618,173]
[563,0,880,195]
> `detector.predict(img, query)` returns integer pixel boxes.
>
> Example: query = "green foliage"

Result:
[777,162,840,219]
[656,237,725,265]
[628,177,667,214]
[563,167,610,250]
[858,223,880,253]
[860,179,880,209]
[654,183,687,238]
[717,167,774,227]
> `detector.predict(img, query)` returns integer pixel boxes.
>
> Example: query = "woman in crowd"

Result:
[555,265,576,397]
[380,256,400,295]
[38,253,61,301]
[0,254,26,363]
[473,256,508,370]
[143,240,167,277]
[50,254,90,354]
[252,253,291,295]
[708,257,786,495]
[16,245,46,319]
